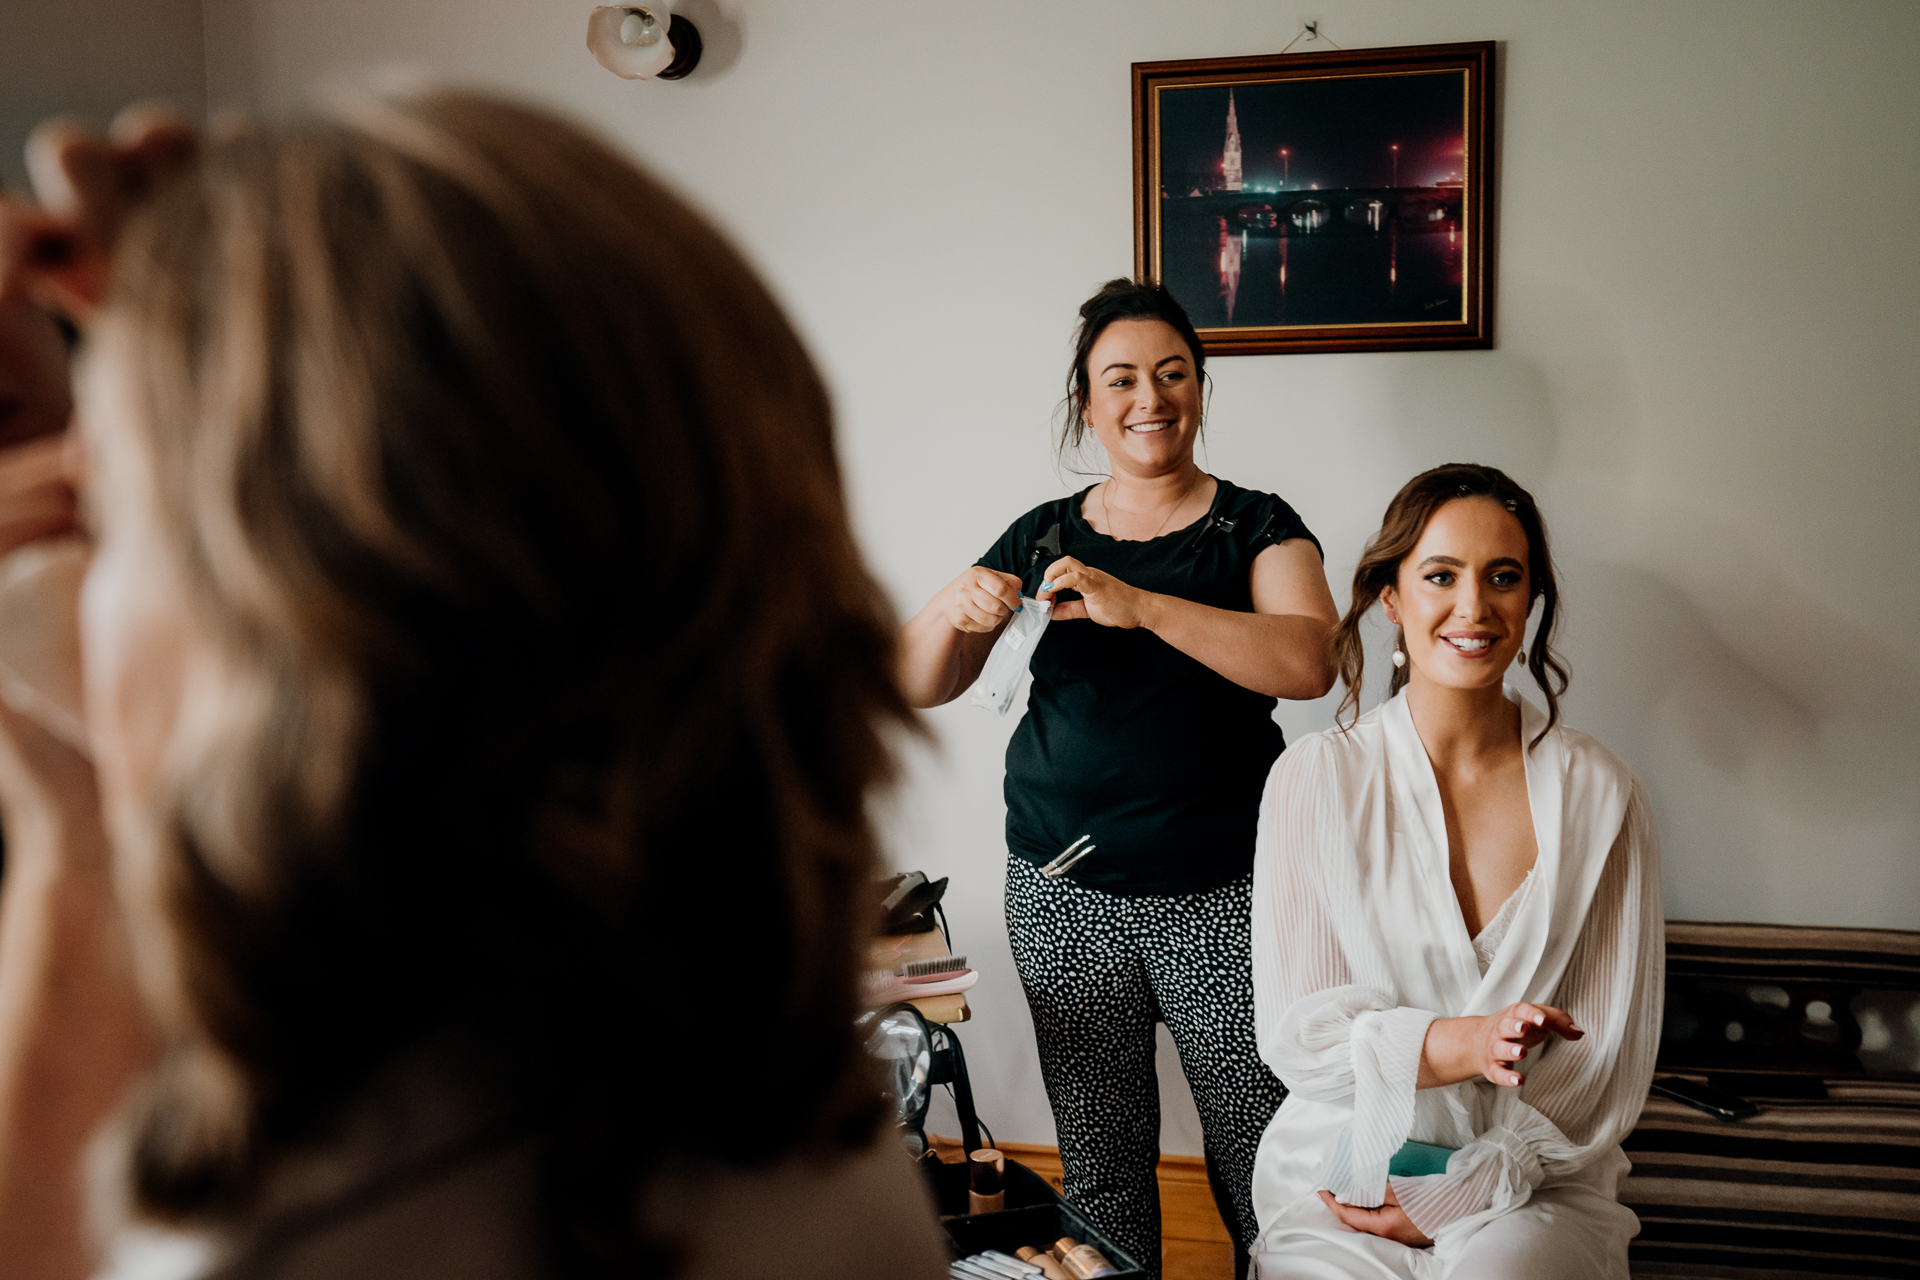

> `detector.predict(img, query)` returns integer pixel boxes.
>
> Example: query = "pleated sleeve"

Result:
[1388,781,1666,1241]
[1252,737,1440,1207]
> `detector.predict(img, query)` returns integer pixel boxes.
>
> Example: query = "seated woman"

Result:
[1249,465,1662,1280]
[0,92,947,1278]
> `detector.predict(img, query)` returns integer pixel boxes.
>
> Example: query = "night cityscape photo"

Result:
[1153,70,1469,331]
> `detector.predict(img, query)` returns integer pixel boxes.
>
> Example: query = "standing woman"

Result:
[899,279,1339,1276]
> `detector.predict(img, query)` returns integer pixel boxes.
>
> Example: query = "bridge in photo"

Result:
[1163,185,1464,235]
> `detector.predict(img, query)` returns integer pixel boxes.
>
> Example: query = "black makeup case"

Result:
[928,1158,1147,1278]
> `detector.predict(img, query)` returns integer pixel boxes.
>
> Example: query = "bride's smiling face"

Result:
[1381,497,1533,692]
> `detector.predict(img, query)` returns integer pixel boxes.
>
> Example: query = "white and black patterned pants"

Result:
[1005,856,1285,1279]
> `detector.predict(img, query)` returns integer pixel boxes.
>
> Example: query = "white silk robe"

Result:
[1249,690,1662,1280]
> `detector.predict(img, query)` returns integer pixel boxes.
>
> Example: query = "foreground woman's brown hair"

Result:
[86,90,913,1272]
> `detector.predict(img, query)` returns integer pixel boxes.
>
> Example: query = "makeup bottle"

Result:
[967,1148,1006,1214]
[1015,1245,1073,1280]
[1053,1237,1119,1279]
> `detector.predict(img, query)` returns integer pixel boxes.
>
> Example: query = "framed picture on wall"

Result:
[1133,41,1496,355]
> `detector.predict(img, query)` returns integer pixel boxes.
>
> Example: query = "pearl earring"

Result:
[1391,646,1406,669]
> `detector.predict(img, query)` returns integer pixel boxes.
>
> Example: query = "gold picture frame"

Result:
[1133,41,1496,355]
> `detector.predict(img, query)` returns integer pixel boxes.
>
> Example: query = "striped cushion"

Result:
[1622,1079,1920,1278]
[1621,921,1920,1278]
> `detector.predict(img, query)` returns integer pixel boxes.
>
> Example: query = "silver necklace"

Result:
[1101,470,1204,540]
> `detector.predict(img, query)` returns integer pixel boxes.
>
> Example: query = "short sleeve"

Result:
[1258,494,1321,561]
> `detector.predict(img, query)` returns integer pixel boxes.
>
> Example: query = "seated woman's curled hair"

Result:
[1249,465,1664,1280]
[0,92,948,1278]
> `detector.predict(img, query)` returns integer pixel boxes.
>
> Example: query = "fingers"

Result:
[0,436,80,555]
[1317,1190,1365,1233]
[953,592,1010,633]
[1537,1003,1585,1040]
[1036,556,1080,602]
[0,497,79,559]
[26,119,125,242]
[0,436,73,497]
[1486,1002,1583,1086]
[982,567,1023,608]
[965,567,1021,617]
[1491,1039,1529,1064]
[9,104,197,325]
[1506,1002,1584,1042]
[948,567,1021,633]
[1316,1190,1401,1240]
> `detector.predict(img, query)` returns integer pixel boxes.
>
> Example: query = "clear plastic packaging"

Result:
[968,597,1051,716]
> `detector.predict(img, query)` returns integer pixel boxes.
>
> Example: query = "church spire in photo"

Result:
[1222,90,1243,192]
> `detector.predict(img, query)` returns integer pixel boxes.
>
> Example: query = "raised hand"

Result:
[1478,1001,1584,1087]
[1,102,198,322]
[1038,555,1155,629]
[937,565,1025,635]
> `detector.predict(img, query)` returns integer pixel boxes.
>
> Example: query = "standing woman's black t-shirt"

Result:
[976,479,1320,897]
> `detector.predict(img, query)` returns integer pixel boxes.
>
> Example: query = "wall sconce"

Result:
[587,4,702,81]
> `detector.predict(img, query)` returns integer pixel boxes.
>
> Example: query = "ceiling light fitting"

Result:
[587,4,702,81]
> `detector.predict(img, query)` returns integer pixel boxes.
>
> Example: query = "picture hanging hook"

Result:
[1279,20,1342,54]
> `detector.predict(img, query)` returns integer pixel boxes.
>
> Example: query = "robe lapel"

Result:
[1467,691,1630,1015]
[1380,693,1485,1013]
[1466,693,1563,1014]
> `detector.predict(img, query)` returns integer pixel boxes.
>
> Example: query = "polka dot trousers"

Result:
[1005,856,1286,1279]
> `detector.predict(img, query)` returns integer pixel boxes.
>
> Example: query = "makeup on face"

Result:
[1081,319,1201,471]
[1385,498,1532,689]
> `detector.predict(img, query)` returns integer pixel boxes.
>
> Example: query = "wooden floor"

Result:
[931,1137,1234,1279]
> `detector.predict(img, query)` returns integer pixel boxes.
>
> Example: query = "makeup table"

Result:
[867,928,971,1024]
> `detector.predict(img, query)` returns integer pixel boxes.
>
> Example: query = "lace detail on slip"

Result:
[1472,869,1536,976]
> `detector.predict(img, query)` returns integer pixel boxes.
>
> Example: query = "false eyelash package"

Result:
[968,597,1052,716]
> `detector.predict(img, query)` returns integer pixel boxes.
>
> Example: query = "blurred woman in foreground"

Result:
[0,92,946,1278]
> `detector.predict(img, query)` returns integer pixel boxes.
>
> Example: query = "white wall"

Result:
[181,0,1920,1152]
[0,0,207,192]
